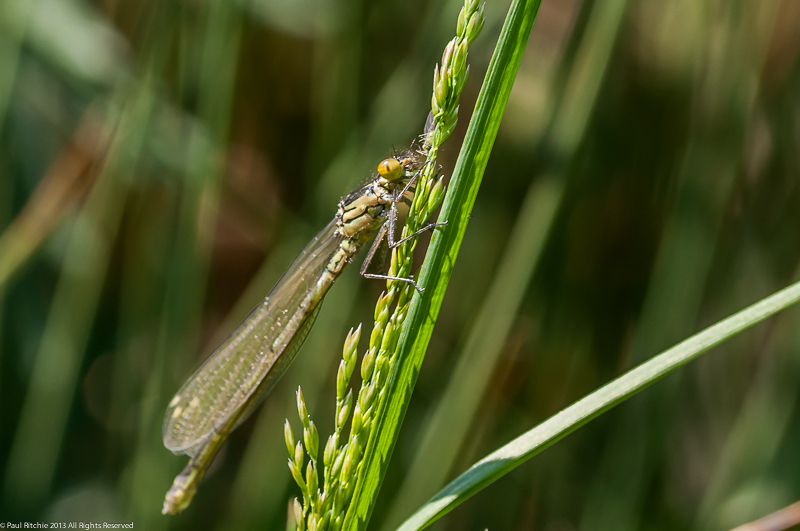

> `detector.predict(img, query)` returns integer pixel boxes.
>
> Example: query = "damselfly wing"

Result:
[163,220,341,455]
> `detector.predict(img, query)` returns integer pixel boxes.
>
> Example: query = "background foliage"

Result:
[1,0,799,530]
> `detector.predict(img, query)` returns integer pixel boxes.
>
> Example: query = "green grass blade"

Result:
[397,279,800,530]
[382,0,632,523]
[341,0,543,529]
[580,5,782,529]
[381,175,561,531]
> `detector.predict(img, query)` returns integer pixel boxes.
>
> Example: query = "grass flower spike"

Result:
[286,1,485,529]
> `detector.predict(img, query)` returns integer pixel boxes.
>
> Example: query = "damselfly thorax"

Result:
[330,150,429,285]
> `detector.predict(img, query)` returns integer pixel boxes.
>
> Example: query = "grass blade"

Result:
[382,0,633,523]
[580,4,783,529]
[342,0,544,528]
[397,279,800,530]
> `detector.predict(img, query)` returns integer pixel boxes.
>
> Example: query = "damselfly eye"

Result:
[377,158,403,181]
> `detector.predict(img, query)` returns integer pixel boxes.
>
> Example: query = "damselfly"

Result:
[161,130,442,514]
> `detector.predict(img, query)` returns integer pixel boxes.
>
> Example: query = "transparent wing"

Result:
[424,111,435,136]
[231,303,321,433]
[163,219,343,454]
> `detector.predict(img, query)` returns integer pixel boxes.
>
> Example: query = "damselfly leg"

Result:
[359,160,446,292]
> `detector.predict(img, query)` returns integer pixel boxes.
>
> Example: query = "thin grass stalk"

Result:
[579,3,782,530]
[343,0,542,528]
[397,278,800,530]
[381,0,630,522]
[286,1,487,529]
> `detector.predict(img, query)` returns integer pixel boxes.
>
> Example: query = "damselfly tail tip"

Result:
[162,484,195,515]
[162,464,200,515]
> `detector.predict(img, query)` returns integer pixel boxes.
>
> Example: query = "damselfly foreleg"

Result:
[385,164,447,250]
[360,194,447,292]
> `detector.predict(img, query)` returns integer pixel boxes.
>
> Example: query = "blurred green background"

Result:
[1,0,800,529]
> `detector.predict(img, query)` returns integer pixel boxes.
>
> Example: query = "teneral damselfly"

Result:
[161,133,442,514]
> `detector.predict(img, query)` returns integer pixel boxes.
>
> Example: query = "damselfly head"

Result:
[377,150,426,183]
[377,157,404,181]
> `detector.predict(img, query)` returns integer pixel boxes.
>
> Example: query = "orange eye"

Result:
[377,158,403,180]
